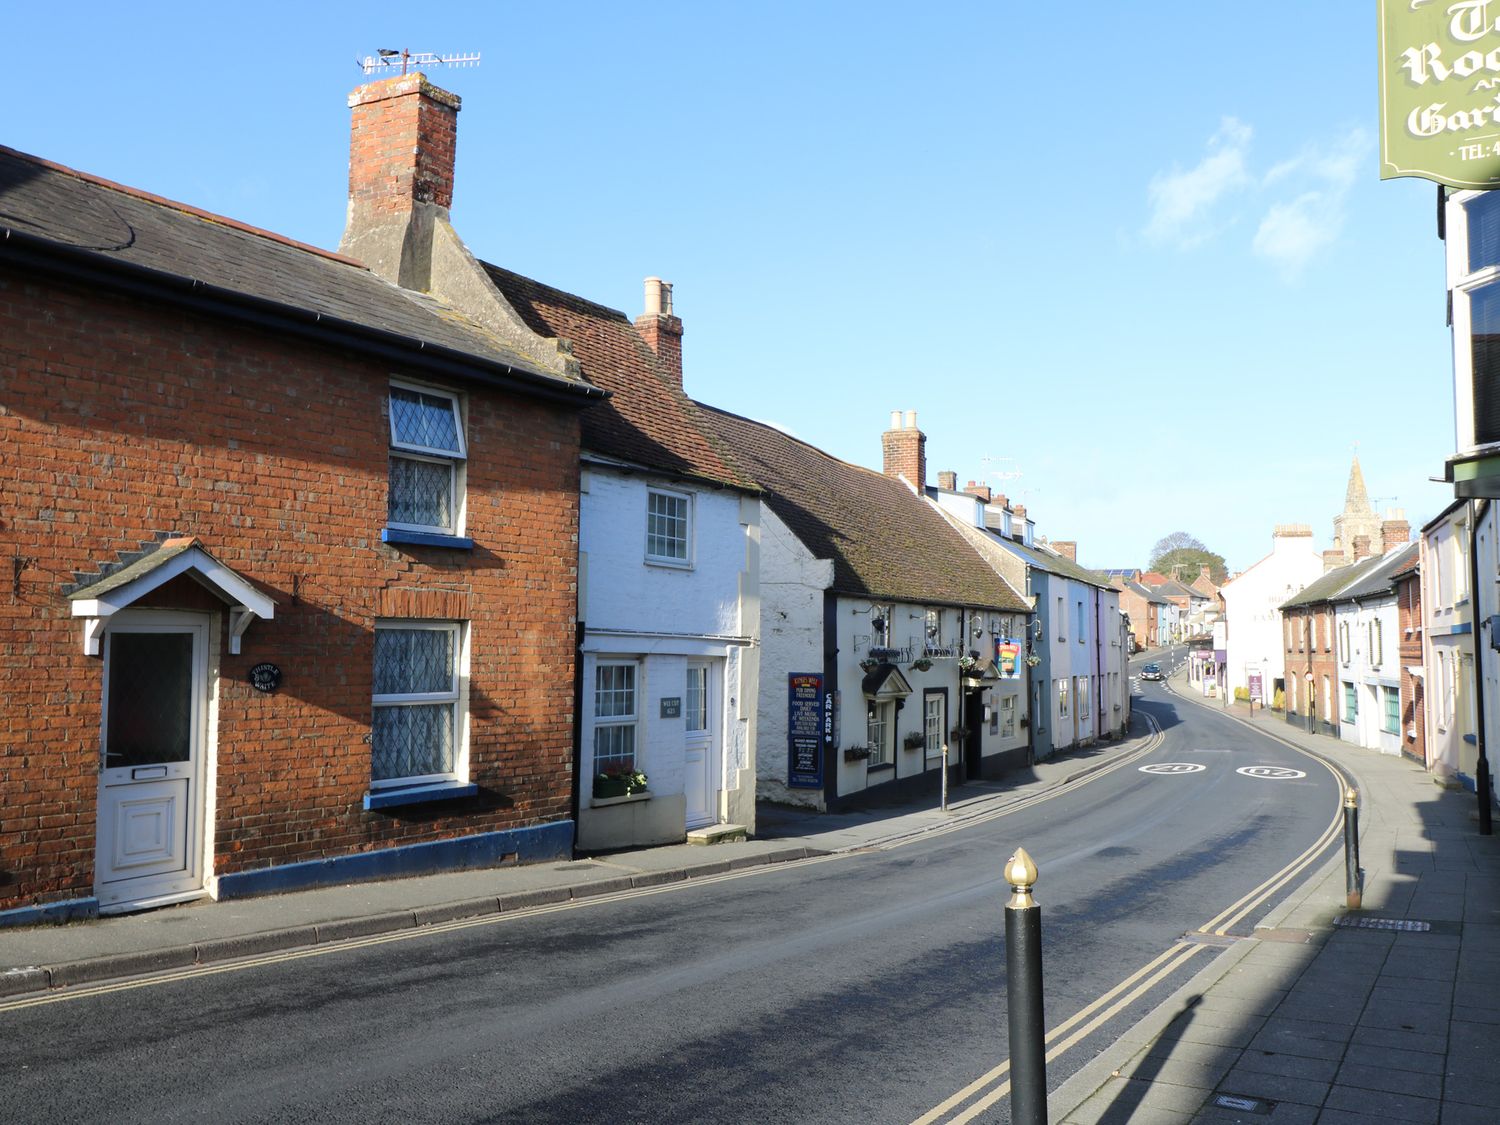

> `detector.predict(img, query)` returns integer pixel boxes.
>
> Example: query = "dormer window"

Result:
[388,382,466,537]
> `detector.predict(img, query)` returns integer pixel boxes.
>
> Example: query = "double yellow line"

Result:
[911,714,1349,1122]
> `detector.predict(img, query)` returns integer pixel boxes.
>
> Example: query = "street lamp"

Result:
[1305,670,1315,735]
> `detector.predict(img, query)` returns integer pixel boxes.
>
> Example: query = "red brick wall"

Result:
[0,269,582,909]
[348,74,460,215]
[1397,571,1425,764]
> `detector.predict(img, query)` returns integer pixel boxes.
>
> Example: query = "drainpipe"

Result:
[1468,502,1493,835]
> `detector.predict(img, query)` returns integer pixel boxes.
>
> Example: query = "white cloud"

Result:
[1251,129,1369,278]
[1143,117,1252,248]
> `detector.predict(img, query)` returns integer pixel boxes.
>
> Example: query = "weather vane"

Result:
[358,49,481,77]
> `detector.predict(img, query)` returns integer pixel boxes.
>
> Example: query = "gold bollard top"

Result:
[1006,846,1039,909]
[1344,786,1358,809]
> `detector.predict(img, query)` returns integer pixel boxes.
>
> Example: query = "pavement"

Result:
[1049,667,1500,1125]
[0,712,1153,999]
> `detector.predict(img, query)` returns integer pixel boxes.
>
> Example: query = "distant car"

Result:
[1140,663,1163,681]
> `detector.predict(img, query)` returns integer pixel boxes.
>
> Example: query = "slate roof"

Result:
[486,266,749,491]
[995,540,1114,591]
[0,145,596,397]
[1333,543,1420,603]
[697,405,1027,611]
[1280,554,1389,610]
[1124,579,1168,604]
[1154,578,1204,601]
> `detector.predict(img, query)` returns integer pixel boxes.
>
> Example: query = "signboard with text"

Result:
[995,639,1022,679]
[788,673,824,788]
[1380,0,1500,188]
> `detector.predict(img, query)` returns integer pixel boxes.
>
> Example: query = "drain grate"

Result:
[1212,1092,1274,1114]
[1334,916,1431,932]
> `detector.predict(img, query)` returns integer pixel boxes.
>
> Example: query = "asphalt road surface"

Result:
[0,676,1344,1124]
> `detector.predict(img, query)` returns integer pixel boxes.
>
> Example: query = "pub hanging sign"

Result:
[1380,0,1500,188]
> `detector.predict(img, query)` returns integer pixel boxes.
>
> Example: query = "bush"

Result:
[1271,688,1285,712]
[1233,687,1250,702]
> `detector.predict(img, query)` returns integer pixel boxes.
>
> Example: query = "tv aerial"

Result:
[358,49,481,77]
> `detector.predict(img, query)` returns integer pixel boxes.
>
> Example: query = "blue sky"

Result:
[4,2,1453,572]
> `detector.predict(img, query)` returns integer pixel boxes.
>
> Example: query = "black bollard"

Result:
[1005,847,1047,1125]
[1343,787,1361,910]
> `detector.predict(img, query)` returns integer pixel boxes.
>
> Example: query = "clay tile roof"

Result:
[0,146,589,394]
[698,404,1028,611]
[485,265,750,491]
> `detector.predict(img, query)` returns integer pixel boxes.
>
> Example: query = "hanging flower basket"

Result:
[1025,654,1041,667]
[911,657,933,672]
[859,658,880,673]
[843,745,873,762]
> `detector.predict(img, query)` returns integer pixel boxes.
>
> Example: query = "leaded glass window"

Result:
[388,383,465,534]
[371,623,461,785]
[646,489,690,563]
[594,662,638,772]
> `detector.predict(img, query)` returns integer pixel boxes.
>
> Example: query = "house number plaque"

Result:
[249,663,282,693]
[659,697,682,719]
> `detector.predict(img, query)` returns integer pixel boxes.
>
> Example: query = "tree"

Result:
[1148,531,1227,585]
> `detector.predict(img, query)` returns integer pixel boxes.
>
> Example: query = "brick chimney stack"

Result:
[937,470,958,491]
[1381,514,1411,553]
[1053,541,1077,561]
[1011,504,1028,541]
[1353,535,1373,561]
[994,494,1009,512]
[964,480,992,503]
[341,73,460,288]
[881,410,926,491]
[635,277,684,389]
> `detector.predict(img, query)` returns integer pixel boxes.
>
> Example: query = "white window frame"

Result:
[1338,619,1351,666]
[645,487,693,567]
[1369,618,1383,668]
[867,701,893,766]
[1077,676,1091,729]
[924,608,942,648]
[871,604,893,648]
[924,692,945,763]
[370,620,468,790]
[1000,694,1016,737]
[1447,190,1500,455]
[387,380,467,537]
[592,660,642,774]
[1056,677,1069,719]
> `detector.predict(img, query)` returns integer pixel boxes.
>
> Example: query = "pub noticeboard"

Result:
[788,673,824,788]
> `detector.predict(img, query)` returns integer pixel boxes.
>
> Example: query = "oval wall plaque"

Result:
[249,663,282,693]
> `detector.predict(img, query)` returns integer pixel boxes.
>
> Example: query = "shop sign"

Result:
[1380,0,1500,187]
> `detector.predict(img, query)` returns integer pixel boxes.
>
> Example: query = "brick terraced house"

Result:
[0,74,607,921]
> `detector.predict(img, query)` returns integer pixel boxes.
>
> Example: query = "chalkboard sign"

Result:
[249,663,282,693]
[788,673,824,788]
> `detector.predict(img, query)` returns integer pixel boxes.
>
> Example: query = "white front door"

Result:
[95,614,209,913]
[684,661,718,829]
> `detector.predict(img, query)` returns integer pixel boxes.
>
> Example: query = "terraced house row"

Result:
[0,73,1128,923]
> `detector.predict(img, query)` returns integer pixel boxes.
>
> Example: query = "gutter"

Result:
[0,227,609,408]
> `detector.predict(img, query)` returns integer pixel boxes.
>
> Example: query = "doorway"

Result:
[683,660,719,829]
[95,613,210,913]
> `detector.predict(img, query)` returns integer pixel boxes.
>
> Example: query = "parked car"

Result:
[1140,663,1163,681]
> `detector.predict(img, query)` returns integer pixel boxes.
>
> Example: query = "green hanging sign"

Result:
[1380,0,1500,188]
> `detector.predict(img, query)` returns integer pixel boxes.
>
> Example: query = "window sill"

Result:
[866,762,895,774]
[591,790,652,808]
[382,528,474,550]
[363,781,478,810]
[644,557,693,571]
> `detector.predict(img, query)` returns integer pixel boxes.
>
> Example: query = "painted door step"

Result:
[686,823,747,846]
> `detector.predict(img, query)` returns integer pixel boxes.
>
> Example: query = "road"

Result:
[0,661,1345,1124]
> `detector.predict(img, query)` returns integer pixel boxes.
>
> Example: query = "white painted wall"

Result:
[1222,532,1323,701]
[755,507,834,808]
[1423,505,1476,783]
[578,467,759,842]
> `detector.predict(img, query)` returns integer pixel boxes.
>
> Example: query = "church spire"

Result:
[1344,454,1373,515]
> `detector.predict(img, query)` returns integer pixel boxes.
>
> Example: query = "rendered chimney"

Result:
[1322,549,1345,572]
[1053,541,1077,561]
[881,410,926,490]
[1381,515,1410,553]
[964,480,993,504]
[636,277,684,389]
[1353,535,1373,561]
[1011,504,1028,541]
[937,471,958,491]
